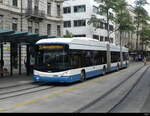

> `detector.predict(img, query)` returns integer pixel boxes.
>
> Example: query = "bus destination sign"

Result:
[39,45,64,50]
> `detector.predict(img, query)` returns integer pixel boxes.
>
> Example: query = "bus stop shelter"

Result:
[0,29,56,76]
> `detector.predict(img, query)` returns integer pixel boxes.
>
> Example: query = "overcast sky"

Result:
[126,0,150,15]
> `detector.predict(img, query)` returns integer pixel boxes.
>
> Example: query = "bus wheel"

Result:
[102,67,106,75]
[80,70,86,82]
[117,64,119,71]
[126,62,128,67]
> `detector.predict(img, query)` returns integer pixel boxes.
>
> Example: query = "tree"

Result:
[114,0,134,67]
[88,0,134,67]
[140,23,150,51]
[134,0,149,52]
[63,30,73,38]
[88,0,118,43]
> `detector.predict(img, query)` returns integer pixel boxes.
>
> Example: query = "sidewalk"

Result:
[0,74,33,88]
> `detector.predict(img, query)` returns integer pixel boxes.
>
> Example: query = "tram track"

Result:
[0,82,50,96]
[0,82,57,101]
[75,65,149,113]
[0,81,38,90]
[108,65,150,113]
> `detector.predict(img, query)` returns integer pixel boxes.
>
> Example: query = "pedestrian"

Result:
[24,57,30,75]
[143,57,147,65]
[0,59,4,68]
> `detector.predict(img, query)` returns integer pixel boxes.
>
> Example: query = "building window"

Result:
[28,21,33,33]
[12,0,18,7]
[57,25,61,36]
[28,27,32,33]
[74,5,86,13]
[34,0,39,15]
[57,4,61,17]
[63,7,71,14]
[93,21,103,29]
[12,18,18,31]
[110,38,113,43]
[35,0,39,6]
[93,35,99,40]
[109,25,114,31]
[64,21,71,28]
[47,24,51,35]
[100,36,104,41]
[74,35,86,37]
[0,15,3,29]
[104,23,108,30]
[35,29,39,34]
[74,20,86,27]
[47,3,51,16]
[35,22,39,33]
[0,0,3,3]
[100,22,104,29]
[105,37,109,42]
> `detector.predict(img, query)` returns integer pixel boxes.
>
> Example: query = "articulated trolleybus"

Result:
[33,37,129,83]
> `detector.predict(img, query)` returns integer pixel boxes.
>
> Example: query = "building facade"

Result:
[0,0,63,36]
[63,0,115,43]
[0,0,63,74]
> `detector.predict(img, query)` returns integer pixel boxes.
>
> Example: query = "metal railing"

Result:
[25,9,46,19]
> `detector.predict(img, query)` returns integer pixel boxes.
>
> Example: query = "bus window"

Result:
[70,50,82,69]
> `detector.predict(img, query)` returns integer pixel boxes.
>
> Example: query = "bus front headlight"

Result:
[36,77,40,81]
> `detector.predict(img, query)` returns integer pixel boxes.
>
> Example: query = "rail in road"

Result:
[0,63,147,112]
[75,65,150,113]
[0,82,57,100]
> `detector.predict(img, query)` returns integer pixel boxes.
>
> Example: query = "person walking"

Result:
[143,57,147,65]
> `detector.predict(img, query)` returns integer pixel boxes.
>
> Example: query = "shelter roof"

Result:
[0,29,57,43]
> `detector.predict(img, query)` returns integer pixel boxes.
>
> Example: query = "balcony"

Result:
[25,9,46,21]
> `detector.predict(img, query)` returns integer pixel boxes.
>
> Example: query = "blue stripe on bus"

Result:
[33,69,104,83]
[32,65,127,83]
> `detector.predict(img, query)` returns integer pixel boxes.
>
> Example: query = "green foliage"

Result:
[88,0,118,33]
[114,0,135,33]
[134,0,150,50]
[88,0,134,35]
[63,30,73,38]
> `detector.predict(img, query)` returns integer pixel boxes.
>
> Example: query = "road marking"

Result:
[0,64,141,111]
[0,75,109,111]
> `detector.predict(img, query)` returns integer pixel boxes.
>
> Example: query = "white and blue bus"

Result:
[33,37,129,83]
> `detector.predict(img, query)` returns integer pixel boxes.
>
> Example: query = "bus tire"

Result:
[80,70,86,82]
[102,67,106,75]
[117,64,119,71]
[126,61,128,68]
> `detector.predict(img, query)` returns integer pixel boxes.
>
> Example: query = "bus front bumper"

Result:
[32,75,80,83]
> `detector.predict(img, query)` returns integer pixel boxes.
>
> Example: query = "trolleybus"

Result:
[33,37,129,83]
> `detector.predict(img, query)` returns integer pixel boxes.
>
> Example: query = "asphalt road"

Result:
[0,62,149,113]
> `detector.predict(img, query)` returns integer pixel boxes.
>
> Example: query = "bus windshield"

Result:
[34,44,70,72]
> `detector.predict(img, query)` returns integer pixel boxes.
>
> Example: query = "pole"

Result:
[19,0,23,75]
[0,43,3,77]
[120,31,123,68]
